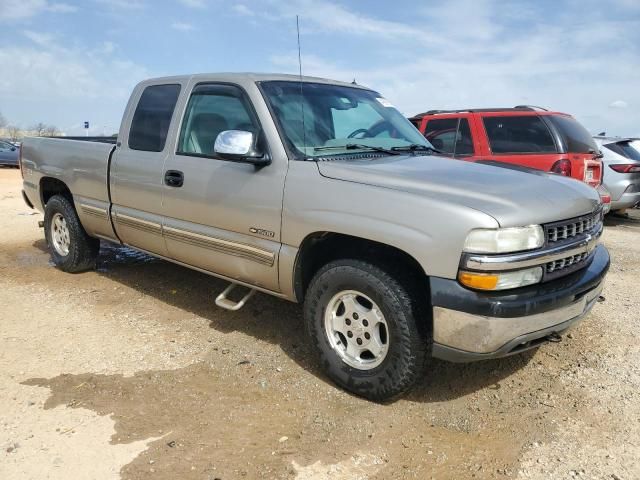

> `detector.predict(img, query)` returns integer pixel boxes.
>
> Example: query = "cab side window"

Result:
[424,118,474,156]
[128,84,181,152]
[177,84,259,157]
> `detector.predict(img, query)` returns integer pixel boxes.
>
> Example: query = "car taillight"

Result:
[610,164,640,173]
[596,185,611,214]
[551,159,571,176]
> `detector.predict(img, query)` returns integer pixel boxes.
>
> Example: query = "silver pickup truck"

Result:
[20,73,609,400]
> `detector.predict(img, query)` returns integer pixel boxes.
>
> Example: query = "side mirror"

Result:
[214,130,270,166]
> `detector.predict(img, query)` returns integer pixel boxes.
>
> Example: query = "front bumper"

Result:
[430,244,610,362]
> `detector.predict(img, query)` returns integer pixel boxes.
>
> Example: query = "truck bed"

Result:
[22,136,116,214]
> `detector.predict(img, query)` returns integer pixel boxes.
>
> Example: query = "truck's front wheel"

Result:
[304,259,428,401]
[44,195,99,272]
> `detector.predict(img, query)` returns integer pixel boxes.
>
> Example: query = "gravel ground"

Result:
[0,167,638,480]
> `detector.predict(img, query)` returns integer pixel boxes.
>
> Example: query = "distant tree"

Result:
[31,122,47,136]
[44,125,60,137]
[0,111,6,129]
[7,125,22,142]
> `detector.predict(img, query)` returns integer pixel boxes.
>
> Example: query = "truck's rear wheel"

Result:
[304,259,428,401]
[44,195,99,272]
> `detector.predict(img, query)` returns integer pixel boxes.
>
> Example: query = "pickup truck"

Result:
[20,73,610,401]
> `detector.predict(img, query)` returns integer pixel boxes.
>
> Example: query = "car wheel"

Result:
[304,259,429,401]
[44,195,100,272]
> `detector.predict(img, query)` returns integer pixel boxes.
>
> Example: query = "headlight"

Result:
[463,225,544,253]
[458,267,543,291]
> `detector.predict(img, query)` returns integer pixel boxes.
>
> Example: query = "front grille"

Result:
[546,252,590,274]
[545,209,602,244]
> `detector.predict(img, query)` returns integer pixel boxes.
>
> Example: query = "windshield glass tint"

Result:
[260,81,431,158]
[547,115,597,153]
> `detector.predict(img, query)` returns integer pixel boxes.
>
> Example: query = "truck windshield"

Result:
[260,81,432,159]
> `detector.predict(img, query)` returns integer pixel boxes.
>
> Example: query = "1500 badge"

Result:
[250,227,275,238]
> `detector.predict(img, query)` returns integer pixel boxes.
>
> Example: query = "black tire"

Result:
[44,195,99,272]
[304,259,429,401]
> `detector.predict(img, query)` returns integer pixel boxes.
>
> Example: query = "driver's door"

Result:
[161,82,286,292]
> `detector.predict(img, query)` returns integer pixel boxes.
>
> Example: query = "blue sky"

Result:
[0,0,639,136]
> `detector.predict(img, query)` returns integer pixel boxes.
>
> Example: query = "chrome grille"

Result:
[546,252,590,274]
[546,210,601,244]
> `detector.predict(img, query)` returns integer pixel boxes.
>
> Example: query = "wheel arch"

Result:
[40,177,73,207]
[293,231,431,307]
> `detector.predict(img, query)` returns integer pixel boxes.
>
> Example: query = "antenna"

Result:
[296,15,307,157]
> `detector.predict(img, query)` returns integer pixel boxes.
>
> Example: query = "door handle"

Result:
[164,170,184,187]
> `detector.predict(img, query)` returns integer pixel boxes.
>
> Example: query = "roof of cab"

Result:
[138,72,373,90]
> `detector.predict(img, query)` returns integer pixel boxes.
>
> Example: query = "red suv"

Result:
[408,107,602,188]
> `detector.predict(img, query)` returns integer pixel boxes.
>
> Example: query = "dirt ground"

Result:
[1,167,638,480]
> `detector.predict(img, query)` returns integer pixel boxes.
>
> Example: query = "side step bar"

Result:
[215,283,256,311]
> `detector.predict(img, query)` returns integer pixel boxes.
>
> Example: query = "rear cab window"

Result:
[482,115,558,154]
[546,115,597,154]
[128,84,181,152]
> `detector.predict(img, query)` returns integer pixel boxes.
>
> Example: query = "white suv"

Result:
[594,136,640,213]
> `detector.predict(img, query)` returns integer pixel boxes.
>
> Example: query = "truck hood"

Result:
[317,155,600,227]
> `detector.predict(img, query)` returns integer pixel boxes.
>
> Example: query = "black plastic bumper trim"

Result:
[430,244,609,319]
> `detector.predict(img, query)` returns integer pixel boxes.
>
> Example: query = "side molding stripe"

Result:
[111,211,275,267]
[163,226,275,266]
[114,212,162,235]
[80,204,109,220]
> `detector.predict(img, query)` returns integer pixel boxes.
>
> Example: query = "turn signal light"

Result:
[458,272,499,290]
[551,159,572,177]
[458,267,543,291]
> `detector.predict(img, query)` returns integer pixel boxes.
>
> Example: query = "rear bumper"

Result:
[430,244,609,362]
[610,190,640,210]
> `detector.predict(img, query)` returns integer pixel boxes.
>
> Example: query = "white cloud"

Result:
[609,100,628,109]
[100,41,116,55]
[48,2,76,13]
[94,0,145,10]
[233,4,254,16]
[272,0,426,40]
[266,0,640,137]
[24,30,57,47]
[0,0,77,20]
[0,32,148,134]
[178,0,206,8]
[171,21,194,31]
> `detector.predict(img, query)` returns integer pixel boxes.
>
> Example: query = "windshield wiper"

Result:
[313,143,402,155]
[390,144,441,155]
